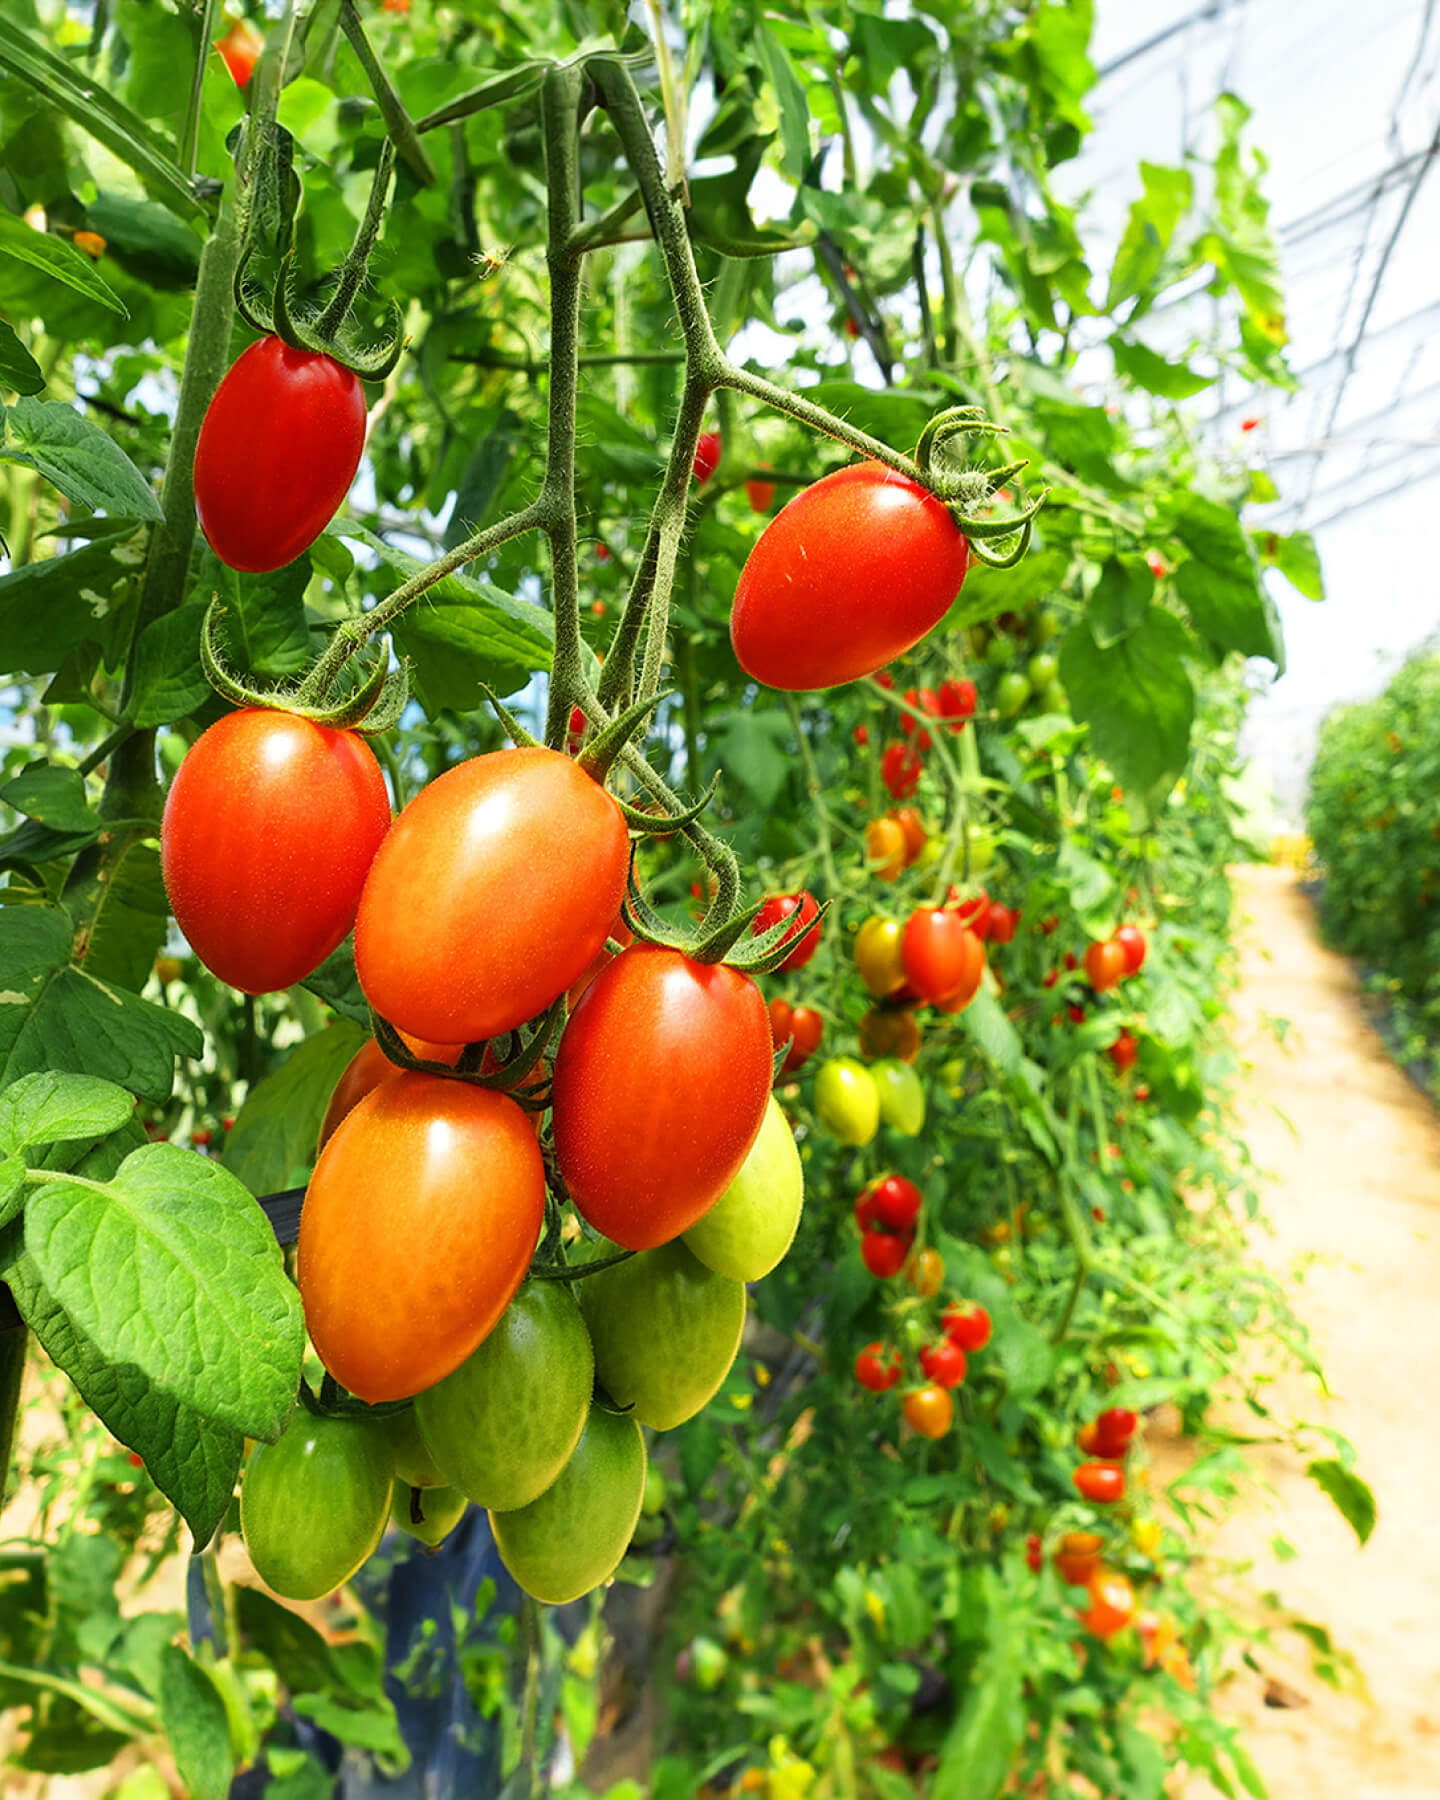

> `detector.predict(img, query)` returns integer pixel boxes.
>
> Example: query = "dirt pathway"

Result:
[1176,865,1440,1798]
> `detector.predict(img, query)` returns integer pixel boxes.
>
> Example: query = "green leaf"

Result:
[1256,527,1324,601]
[1306,1458,1376,1545]
[24,1142,305,1439]
[0,209,129,318]
[1088,555,1154,648]
[72,838,171,994]
[0,1071,133,1158]
[706,708,791,809]
[0,15,202,219]
[157,1649,233,1800]
[0,904,201,1103]
[756,28,811,181]
[944,546,1070,636]
[1058,609,1195,798]
[292,1691,408,1758]
[959,984,1024,1079]
[1107,162,1193,311]
[0,528,147,676]
[932,1583,1025,1799]
[223,1020,368,1194]
[1,398,162,521]
[337,524,553,706]
[802,383,939,453]
[0,1157,22,1226]
[0,1232,242,1543]
[299,941,370,1027]
[0,763,99,834]
[0,320,44,396]
[84,193,203,292]
[128,601,212,727]
[1168,492,1282,664]
[1055,839,1114,917]
[203,553,312,677]
[1109,335,1214,399]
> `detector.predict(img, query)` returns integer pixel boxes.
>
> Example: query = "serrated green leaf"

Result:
[1,398,162,521]
[0,528,146,676]
[157,1648,234,1800]
[0,1232,242,1543]
[0,210,128,318]
[0,905,200,1103]
[0,1071,133,1158]
[1088,555,1154,648]
[1109,335,1214,399]
[25,1142,304,1439]
[1257,527,1324,601]
[1058,609,1195,798]
[224,1020,368,1194]
[299,940,370,1026]
[1306,1458,1376,1545]
[706,708,791,809]
[202,552,312,677]
[959,984,1023,1077]
[0,320,44,395]
[0,1157,23,1228]
[1055,839,1114,915]
[0,763,99,834]
[1107,162,1193,311]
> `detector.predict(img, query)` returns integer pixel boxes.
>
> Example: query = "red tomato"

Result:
[1145,550,1167,578]
[854,1342,901,1392]
[1107,1031,1138,1073]
[950,888,991,940]
[853,1184,881,1231]
[693,430,722,483]
[298,1074,544,1402]
[853,724,870,746]
[1081,1569,1136,1638]
[984,902,1018,944]
[937,678,977,728]
[195,338,366,572]
[1084,939,1128,994]
[1115,924,1148,974]
[869,1174,922,1231]
[1073,1461,1126,1504]
[1076,1420,1101,1455]
[942,1302,991,1351]
[919,1339,967,1388]
[902,1384,953,1438]
[730,461,970,690]
[769,998,823,1074]
[552,946,772,1250]
[355,747,628,1043]
[753,891,822,970]
[318,1034,462,1150]
[880,742,924,800]
[902,908,985,1008]
[746,472,776,512]
[566,704,587,754]
[900,687,939,750]
[215,18,264,85]
[861,1230,909,1278]
[161,709,390,994]
[1095,1407,1139,1457]
[1026,1532,1043,1573]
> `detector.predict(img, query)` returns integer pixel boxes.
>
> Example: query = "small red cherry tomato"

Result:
[869,1174,923,1231]
[880,742,924,800]
[1115,924,1148,974]
[918,1339,967,1388]
[1084,939,1128,994]
[942,1303,992,1352]
[752,890,822,970]
[1074,1461,1126,1504]
[861,1230,909,1279]
[937,678,977,728]
[693,430,722,483]
[854,1342,901,1391]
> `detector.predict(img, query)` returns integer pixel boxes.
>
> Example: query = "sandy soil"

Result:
[1173,866,1440,1799]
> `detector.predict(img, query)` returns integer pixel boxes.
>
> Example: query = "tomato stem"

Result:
[0,1322,27,1515]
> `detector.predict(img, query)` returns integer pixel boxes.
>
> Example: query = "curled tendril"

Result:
[198,601,409,733]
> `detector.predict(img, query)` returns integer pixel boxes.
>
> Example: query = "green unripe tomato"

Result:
[872,1059,925,1136]
[1039,682,1068,716]
[1027,652,1059,689]
[966,826,997,874]
[380,1408,445,1489]
[241,1411,392,1601]
[1029,611,1059,647]
[814,1058,880,1146]
[914,834,945,871]
[642,1466,668,1518]
[490,1404,645,1605]
[691,1636,730,1692]
[391,1483,468,1547]
[581,1239,745,1430]
[684,1093,803,1282]
[995,671,1031,717]
[415,1282,593,1511]
[985,633,1015,667]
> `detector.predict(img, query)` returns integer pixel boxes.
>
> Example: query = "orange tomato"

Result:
[857,1007,921,1063]
[908,1246,944,1297]
[1080,1568,1136,1639]
[865,816,907,882]
[902,1383,953,1439]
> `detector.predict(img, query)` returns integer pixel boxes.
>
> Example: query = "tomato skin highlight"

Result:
[730,461,970,690]
[356,746,629,1045]
[580,1239,746,1430]
[414,1282,594,1511]
[1074,1460,1126,1504]
[490,1403,646,1605]
[902,907,985,1006]
[869,1175,923,1231]
[240,1411,392,1600]
[161,708,390,995]
[1085,939,1128,993]
[693,430,722,483]
[1115,924,1148,973]
[195,338,365,571]
[298,1074,545,1402]
[942,1302,991,1351]
[855,917,907,997]
[553,946,772,1250]
[1081,1569,1137,1638]
[318,1035,463,1151]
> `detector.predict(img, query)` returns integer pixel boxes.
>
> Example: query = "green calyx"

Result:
[915,404,1048,570]
[199,602,409,734]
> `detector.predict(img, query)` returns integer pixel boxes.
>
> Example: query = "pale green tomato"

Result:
[684,1094,803,1281]
[390,1482,468,1546]
[914,835,945,871]
[692,1636,729,1691]
[872,1059,925,1136]
[813,1059,879,1146]
[1039,682,1068,715]
[966,827,998,874]
[380,1407,445,1489]
[642,1466,668,1518]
